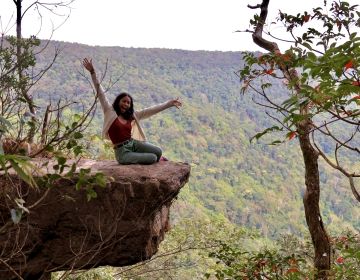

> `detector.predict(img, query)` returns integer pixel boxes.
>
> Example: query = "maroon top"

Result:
[108,118,132,144]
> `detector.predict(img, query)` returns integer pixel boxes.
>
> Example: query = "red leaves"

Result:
[274,51,292,63]
[352,81,360,86]
[258,259,267,267]
[286,267,299,274]
[336,19,342,30]
[339,236,348,242]
[336,256,344,264]
[352,95,360,100]
[344,60,354,70]
[282,54,291,62]
[302,14,310,23]
[285,258,300,274]
[258,55,267,65]
[288,131,297,140]
[257,51,292,74]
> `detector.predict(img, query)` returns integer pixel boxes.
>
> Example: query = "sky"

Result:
[0,0,358,52]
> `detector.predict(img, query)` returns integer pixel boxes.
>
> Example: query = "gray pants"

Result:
[114,139,162,165]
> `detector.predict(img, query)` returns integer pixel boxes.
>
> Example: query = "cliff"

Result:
[0,160,190,280]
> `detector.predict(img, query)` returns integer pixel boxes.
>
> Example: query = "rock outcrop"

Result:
[0,160,190,280]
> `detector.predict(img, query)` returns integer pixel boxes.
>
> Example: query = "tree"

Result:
[239,0,359,278]
[0,0,97,156]
[0,1,107,278]
[11,0,75,143]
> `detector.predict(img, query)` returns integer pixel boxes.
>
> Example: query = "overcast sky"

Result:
[0,0,358,52]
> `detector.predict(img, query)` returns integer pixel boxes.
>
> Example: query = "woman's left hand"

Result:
[170,98,182,109]
[82,58,95,73]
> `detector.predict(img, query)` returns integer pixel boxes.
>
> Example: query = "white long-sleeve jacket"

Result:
[90,72,173,142]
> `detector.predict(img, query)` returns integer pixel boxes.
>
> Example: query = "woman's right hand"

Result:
[170,97,182,109]
[82,58,95,74]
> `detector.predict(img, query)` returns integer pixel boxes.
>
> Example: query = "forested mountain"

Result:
[32,40,359,237]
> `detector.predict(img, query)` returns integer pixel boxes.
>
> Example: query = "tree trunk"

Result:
[298,120,331,279]
[247,0,332,277]
[15,0,37,143]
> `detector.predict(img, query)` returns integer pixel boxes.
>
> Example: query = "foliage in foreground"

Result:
[51,218,254,280]
[51,228,360,280]
[206,231,360,280]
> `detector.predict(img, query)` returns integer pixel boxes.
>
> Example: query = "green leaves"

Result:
[250,126,283,143]
[0,116,11,134]
[207,236,309,280]
[6,155,37,188]
[75,168,108,201]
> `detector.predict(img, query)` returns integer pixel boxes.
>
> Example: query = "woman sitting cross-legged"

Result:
[82,58,182,165]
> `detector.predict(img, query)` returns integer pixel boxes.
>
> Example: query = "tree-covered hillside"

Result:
[32,41,360,237]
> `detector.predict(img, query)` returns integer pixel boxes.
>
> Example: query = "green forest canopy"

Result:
[31,41,360,237]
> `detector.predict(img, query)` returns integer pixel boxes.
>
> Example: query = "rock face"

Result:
[0,160,190,280]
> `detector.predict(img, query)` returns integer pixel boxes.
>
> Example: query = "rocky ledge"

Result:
[0,160,190,280]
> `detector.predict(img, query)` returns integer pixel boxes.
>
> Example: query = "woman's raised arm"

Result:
[136,98,182,120]
[82,58,112,112]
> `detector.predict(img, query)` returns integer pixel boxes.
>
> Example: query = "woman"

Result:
[82,58,182,164]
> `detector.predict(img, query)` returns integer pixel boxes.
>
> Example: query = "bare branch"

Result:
[326,107,360,126]
[0,259,24,280]
[265,30,295,44]
[349,177,360,203]
[248,4,262,9]
[311,122,360,154]
[311,131,360,202]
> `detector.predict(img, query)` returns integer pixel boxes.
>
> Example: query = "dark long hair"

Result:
[112,93,134,120]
